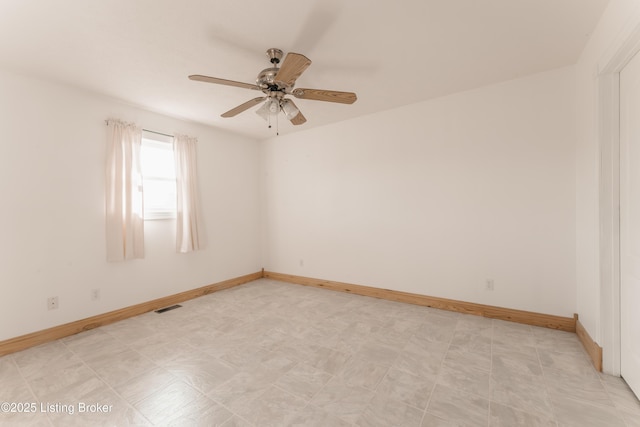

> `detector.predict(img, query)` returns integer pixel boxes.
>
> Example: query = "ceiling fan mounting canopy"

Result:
[188,48,357,127]
[266,48,283,64]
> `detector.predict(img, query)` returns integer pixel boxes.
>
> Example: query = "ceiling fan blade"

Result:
[286,99,307,125]
[292,88,357,104]
[290,111,307,126]
[221,97,266,118]
[189,75,261,91]
[274,53,312,86]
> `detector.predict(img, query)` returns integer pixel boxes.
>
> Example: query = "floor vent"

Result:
[155,304,182,314]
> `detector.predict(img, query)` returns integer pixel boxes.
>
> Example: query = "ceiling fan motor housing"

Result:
[256,67,280,88]
[256,70,293,95]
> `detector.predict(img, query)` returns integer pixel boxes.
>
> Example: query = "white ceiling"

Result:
[0,0,609,140]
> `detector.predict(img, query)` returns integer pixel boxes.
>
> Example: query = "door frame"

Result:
[598,16,640,376]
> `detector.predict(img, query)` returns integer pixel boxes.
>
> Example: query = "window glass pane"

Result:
[143,179,176,213]
[140,135,176,220]
[140,140,175,179]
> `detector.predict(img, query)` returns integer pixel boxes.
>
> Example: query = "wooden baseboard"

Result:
[0,271,263,357]
[2,270,584,359]
[575,314,603,372]
[263,271,576,332]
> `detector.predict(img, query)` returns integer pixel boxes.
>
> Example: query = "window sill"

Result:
[144,212,176,221]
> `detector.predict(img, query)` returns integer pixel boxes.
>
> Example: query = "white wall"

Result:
[262,67,577,317]
[6,9,629,344]
[575,0,640,373]
[0,69,262,341]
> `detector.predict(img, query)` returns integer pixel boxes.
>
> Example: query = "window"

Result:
[140,131,176,220]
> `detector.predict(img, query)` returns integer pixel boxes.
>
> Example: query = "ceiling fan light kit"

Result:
[281,99,300,120]
[189,48,357,130]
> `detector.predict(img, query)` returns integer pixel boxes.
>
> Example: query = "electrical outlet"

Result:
[91,289,100,301]
[47,296,59,310]
[485,280,495,291]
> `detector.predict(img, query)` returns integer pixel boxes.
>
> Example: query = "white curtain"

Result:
[174,134,204,253]
[105,119,144,261]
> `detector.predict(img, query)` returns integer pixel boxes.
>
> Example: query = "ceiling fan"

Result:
[189,48,357,126]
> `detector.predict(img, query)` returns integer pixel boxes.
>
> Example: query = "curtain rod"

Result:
[142,129,174,138]
[104,120,174,139]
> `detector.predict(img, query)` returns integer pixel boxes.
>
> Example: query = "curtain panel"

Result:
[105,119,144,261]
[174,134,204,253]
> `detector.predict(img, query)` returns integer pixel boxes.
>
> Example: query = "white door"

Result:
[620,49,640,398]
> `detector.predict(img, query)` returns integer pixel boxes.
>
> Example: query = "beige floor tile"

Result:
[178,328,226,350]
[493,319,533,333]
[356,391,425,427]
[163,395,233,426]
[621,408,640,427]
[275,362,332,400]
[489,401,556,426]
[552,395,626,427]
[492,329,536,348]
[600,374,640,415]
[0,411,53,427]
[449,330,492,353]
[0,355,19,378]
[376,367,435,410]
[102,319,157,345]
[220,415,253,427]
[219,344,272,369]
[492,352,543,378]
[427,384,489,427]
[328,329,370,354]
[233,385,307,426]
[90,348,156,388]
[491,343,539,363]
[421,412,463,426]
[538,350,596,377]
[438,360,491,399]
[544,366,613,407]
[3,279,637,426]
[338,356,388,390]
[369,325,414,349]
[162,353,236,394]
[13,341,81,380]
[133,378,203,425]
[394,339,448,378]
[0,357,35,402]
[443,346,491,372]
[28,360,105,403]
[490,371,554,419]
[114,366,177,405]
[253,352,296,378]
[310,377,375,424]
[208,368,279,412]
[62,329,128,360]
[302,345,352,376]
[414,318,457,343]
[534,330,585,354]
[0,381,35,403]
[456,314,493,332]
[284,403,352,427]
[354,341,399,367]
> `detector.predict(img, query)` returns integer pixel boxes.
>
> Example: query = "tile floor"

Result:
[1,279,639,426]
